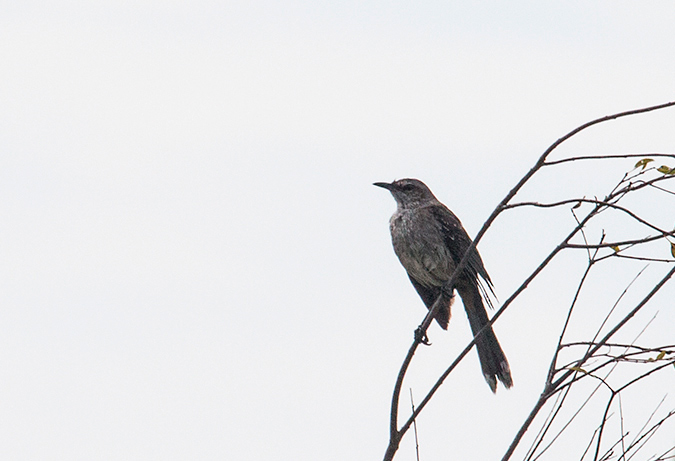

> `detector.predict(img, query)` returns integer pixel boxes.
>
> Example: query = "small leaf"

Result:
[572,201,582,209]
[635,158,654,170]
[569,366,587,374]
[657,165,675,175]
[657,351,666,361]
[671,241,675,259]
[610,245,620,252]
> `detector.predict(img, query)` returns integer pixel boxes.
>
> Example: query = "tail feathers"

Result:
[474,327,513,392]
[458,282,513,392]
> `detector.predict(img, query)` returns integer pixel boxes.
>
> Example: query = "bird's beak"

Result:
[373,182,394,190]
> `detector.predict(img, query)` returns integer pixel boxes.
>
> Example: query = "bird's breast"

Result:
[389,209,454,287]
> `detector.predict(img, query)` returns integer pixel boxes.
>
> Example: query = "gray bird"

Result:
[375,178,512,392]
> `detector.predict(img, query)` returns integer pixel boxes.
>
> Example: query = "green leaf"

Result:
[657,351,666,360]
[657,165,675,175]
[610,245,620,252]
[569,366,588,374]
[635,158,654,170]
[671,241,675,259]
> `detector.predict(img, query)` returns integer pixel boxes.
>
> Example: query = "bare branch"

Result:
[566,233,673,250]
[544,152,675,166]
[504,198,671,235]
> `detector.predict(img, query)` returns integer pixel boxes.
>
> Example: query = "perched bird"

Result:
[375,178,512,392]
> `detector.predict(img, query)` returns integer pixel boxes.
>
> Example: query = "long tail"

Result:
[457,280,513,392]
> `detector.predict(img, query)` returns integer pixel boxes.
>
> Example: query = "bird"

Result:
[374,178,512,392]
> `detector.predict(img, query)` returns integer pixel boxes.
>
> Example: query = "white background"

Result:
[1,2,675,460]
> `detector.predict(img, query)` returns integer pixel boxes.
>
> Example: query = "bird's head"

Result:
[373,178,438,208]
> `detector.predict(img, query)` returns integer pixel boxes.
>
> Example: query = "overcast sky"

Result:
[2,2,675,460]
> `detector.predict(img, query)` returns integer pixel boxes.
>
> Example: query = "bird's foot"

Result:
[415,328,431,346]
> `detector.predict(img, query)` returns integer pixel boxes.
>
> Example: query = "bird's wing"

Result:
[429,204,496,305]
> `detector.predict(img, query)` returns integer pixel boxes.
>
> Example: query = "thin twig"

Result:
[544,152,675,166]
[409,389,420,461]
[504,198,671,235]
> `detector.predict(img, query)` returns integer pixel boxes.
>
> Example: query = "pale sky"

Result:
[1,2,675,460]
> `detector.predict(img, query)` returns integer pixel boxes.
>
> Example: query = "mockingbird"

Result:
[375,178,512,392]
